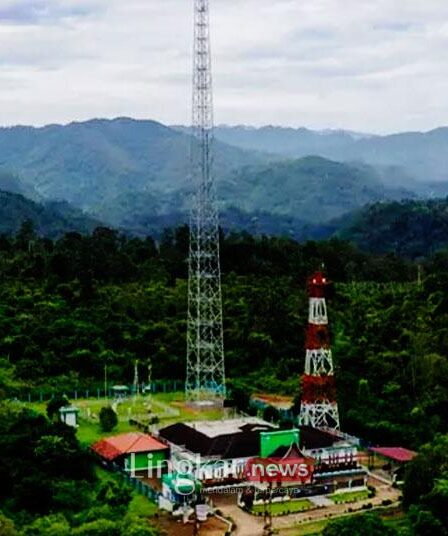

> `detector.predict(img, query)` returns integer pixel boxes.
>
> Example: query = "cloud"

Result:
[0,0,99,24]
[0,0,447,133]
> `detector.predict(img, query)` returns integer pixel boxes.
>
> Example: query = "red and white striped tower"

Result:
[299,271,340,430]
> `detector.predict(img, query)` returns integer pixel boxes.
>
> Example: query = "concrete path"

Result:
[309,495,333,507]
[209,482,401,536]
[210,494,265,536]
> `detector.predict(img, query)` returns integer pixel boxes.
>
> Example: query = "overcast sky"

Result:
[0,0,448,133]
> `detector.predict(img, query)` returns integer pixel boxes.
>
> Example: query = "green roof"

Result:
[260,429,300,458]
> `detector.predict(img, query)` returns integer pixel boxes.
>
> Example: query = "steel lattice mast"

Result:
[299,272,340,429]
[185,0,226,402]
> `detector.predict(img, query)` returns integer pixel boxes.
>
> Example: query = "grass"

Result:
[77,418,137,446]
[329,490,369,504]
[278,519,327,535]
[128,494,158,518]
[26,391,226,447]
[154,391,224,422]
[278,507,408,535]
[252,499,314,516]
[94,466,158,519]
[382,511,412,533]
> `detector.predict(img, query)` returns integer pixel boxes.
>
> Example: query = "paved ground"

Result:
[208,480,401,536]
[309,495,333,507]
[209,493,265,536]
[272,484,400,532]
[155,514,228,536]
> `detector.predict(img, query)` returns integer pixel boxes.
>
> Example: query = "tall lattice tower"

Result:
[299,272,340,429]
[185,0,226,403]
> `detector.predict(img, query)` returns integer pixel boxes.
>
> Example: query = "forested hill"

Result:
[6,188,448,263]
[335,198,448,258]
[0,118,265,210]
[0,190,100,237]
[1,228,448,536]
[2,225,448,452]
[0,118,422,234]
[219,156,412,223]
[213,124,448,183]
[93,156,412,234]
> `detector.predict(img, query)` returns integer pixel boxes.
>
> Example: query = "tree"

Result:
[122,517,160,536]
[16,219,36,252]
[409,506,447,536]
[322,514,397,536]
[0,513,17,536]
[99,406,118,432]
[72,519,119,536]
[21,514,70,536]
[403,435,448,509]
[420,478,448,527]
[0,360,20,399]
[46,395,69,422]
[96,480,132,509]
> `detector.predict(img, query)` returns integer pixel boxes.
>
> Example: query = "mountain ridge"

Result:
[210,124,448,183]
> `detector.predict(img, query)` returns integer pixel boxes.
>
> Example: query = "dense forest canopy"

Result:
[0,401,159,535]
[1,220,448,534]
[0,221,447,450]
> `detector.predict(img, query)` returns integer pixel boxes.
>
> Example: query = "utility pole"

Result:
[133,360,139,398]
[104,364,108,400]
[147,358,152,396]
[186,0,226,404]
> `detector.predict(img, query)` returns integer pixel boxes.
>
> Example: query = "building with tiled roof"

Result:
[368,446,417,483]
[369,447,416,463]
[91,432,169,472]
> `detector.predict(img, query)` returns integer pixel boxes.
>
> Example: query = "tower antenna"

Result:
[299,271,340,429]
[186,0,226,403]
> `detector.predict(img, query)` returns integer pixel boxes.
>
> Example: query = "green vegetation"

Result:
[127,495,158,518]
[0,118,262,231]
[329,490,369,504]
[99,406,118,432]
[280,511,412,536]
[252,499,313,516]
[76,418,136,447]
[338,198,448,258]
[222,156,409,224]
[1,224,448,533]
[0,191,99,238]
[0,400,160,535]
[322,513,397,536]
[401,434,448,535]
[1,224,448,448]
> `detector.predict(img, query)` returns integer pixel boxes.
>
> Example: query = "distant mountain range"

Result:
[219,156,413,223]
[0,117,448,248]
[0,117,425,231]
[0,118,265,211]
[3,187,448,260]
[211,125,448,184]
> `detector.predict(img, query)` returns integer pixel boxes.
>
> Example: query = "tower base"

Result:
[299,402,340,430]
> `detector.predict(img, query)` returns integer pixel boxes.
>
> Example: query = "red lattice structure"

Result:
[299,272,340,430]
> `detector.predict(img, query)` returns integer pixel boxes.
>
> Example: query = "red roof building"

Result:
[92,432,169,472]
[368,446,417,484]
[369,447,417,463]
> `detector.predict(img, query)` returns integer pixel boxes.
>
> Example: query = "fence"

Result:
[11,379,184,403]
[111,462,161,503]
